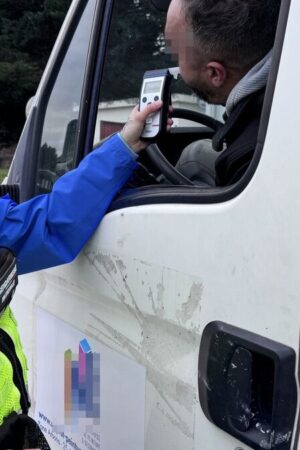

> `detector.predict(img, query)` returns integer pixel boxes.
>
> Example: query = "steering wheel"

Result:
[146,108,223,186]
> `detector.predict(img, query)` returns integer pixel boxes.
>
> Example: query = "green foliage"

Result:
[0,0,71,143]
[101,0,172,101]
[0,168,8,183]
[0,0,181,145]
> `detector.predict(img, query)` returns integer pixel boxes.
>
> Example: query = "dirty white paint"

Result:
[14,252,203,450]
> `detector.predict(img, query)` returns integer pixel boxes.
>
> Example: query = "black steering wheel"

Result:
[146,108,223,186]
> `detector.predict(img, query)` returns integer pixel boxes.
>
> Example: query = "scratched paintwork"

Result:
[80,249,203,442]
[15,248,204,450]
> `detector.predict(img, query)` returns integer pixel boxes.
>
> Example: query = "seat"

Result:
[175,139,219,187]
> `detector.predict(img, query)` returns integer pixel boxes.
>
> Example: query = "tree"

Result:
[101,0,172,101]
[0,0,186,145]
[0,0,71,144]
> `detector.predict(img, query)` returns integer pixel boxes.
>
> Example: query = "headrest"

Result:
[150,0,171,12]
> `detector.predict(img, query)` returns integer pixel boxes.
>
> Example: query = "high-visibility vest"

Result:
[0,249,29,425]
[0,306,29,424]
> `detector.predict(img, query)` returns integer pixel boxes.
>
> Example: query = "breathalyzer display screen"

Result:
[144,80,162,94]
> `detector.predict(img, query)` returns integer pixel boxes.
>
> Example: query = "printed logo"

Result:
[64,339,100,427]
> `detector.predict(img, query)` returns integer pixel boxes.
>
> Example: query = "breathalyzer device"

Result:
[139,69,174,141]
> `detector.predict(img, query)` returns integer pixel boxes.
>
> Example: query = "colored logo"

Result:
[64,339,100,426]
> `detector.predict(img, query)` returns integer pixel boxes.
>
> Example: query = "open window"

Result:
[89,0,290,211]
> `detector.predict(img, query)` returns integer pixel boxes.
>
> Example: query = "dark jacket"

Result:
[213,88,265,186]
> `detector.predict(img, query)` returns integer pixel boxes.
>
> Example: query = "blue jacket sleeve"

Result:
[0,134,138,275]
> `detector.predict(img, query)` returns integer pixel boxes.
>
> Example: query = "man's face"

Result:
[165,0,215,103]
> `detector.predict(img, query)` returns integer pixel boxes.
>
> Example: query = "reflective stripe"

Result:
[0,265,17,296]
[0,249,18,313]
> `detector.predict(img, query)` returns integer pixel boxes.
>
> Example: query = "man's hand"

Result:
[121,101,173,153]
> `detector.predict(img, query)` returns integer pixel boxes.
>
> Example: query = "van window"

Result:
[94,0,223,144]
[35,0,97,195]
[94,0,286,210]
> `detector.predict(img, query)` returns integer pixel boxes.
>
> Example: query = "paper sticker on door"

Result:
[35,308,145,450]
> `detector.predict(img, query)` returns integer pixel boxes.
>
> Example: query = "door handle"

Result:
[198,322,297,450]
[227,346,253,432]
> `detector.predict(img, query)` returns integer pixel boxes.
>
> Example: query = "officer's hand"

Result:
[121,101,173,153]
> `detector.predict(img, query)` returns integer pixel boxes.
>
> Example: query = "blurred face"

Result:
[165,0,215,102]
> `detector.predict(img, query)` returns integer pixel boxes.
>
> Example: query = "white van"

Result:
[6,0,300,449]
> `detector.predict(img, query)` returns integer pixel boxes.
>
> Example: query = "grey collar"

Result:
[226,50,273,116]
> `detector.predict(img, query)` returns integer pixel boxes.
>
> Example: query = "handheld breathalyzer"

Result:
[139,68,174,141]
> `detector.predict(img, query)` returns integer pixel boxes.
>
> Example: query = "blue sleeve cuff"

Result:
[117,133,138,160]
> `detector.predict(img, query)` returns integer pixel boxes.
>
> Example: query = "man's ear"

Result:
[205,61,227,88]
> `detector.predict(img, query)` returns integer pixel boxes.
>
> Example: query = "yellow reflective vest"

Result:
[0,306,29,425]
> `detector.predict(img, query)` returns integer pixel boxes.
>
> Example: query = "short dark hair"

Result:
[182,0,281,70]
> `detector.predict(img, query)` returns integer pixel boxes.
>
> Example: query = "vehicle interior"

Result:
[133,0,224,189]
[94,0,286,210]
[100,0,225,192]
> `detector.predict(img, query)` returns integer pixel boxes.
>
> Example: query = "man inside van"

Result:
[162,0,281,186]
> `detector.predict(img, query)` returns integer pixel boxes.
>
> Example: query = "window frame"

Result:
[25,0,88,200]
[74,0,114,164]
[17,0,112,201]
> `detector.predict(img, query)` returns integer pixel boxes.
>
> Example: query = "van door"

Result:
[10,0,299,450]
